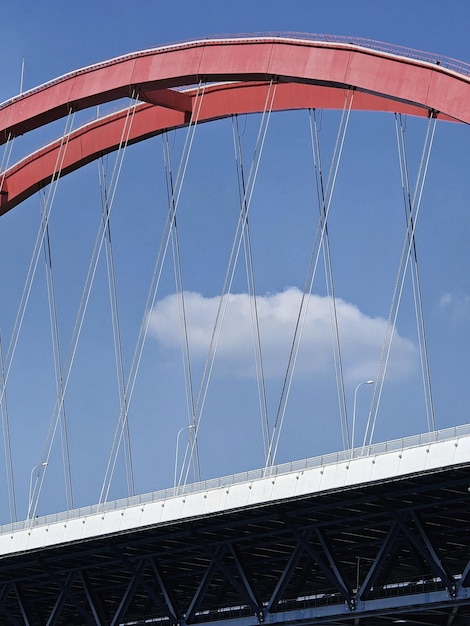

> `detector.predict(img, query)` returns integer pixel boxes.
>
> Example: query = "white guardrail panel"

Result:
[0,423,469,556]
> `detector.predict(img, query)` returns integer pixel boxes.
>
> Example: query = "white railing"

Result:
[1,422,469,536]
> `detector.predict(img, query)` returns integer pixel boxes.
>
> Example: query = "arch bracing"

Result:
[2,35,470,214]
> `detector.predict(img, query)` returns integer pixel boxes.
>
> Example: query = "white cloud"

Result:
[440,291,470,321]
[148,288,417,382]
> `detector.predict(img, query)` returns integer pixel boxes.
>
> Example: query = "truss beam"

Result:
[0,464,467,624]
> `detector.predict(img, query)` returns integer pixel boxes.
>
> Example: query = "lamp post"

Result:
[27,462,47,520]
[174,424,196,489]
[351,380,374,451]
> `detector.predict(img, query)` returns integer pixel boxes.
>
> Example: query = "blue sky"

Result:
[0,0,469,521]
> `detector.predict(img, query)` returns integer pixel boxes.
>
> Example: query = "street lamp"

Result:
[27,462,48,520]
[174,424,196,489]
[351,380,374,451]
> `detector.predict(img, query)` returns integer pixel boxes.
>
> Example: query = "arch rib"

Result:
[1,36,470,214]
[0,82,457,216]
[2,36,470,139]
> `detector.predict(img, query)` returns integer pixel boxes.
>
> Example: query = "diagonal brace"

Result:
[410,511,456,596]
[229,544,264,620]
[151,557,182,623]
[267,530,310,613]
[293,527,353,605]
[358,521,400,602]
[185,546,222,624]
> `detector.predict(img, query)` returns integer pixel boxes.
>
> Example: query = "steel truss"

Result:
[0,463,468,625]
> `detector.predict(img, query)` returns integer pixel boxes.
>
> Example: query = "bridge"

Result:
[0,35,470,624]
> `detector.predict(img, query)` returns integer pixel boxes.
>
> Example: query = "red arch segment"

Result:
[1,36,470,214]
[1,37,470,141]
[0,82,448,215]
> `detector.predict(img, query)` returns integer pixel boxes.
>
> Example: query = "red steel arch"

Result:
[1,35,470,214]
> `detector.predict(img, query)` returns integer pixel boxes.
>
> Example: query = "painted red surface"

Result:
[1,37,469,214]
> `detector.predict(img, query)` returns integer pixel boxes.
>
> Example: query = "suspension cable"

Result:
[0,137,16,518]
[309,108,349,449]
[180,81,277,488]
[0,110,75,420]
[2,111,75,522]
[99,83,206,505]
[41,196,74,510]
[30,96,139,520]
[0,133,14,192]
[266,91,354,470]
[22,109,77,519]
[232,114,270,464]
[363,113,437,450]
[163,133,201,486]
[98,155,135,496]
[394,113,436,433]
[0,333,16,522]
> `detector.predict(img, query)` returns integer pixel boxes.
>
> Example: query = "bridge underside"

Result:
[0,462,469,625]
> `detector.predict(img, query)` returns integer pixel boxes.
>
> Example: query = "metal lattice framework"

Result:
[0,459,469,625]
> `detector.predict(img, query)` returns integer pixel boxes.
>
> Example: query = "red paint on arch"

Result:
[1,36,469,214]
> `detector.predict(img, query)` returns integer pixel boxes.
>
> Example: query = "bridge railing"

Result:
[204,33,470,76]
[1,422,469,535]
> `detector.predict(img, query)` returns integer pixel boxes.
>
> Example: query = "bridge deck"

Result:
[1,423,469,556]
[0,425,469,625]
